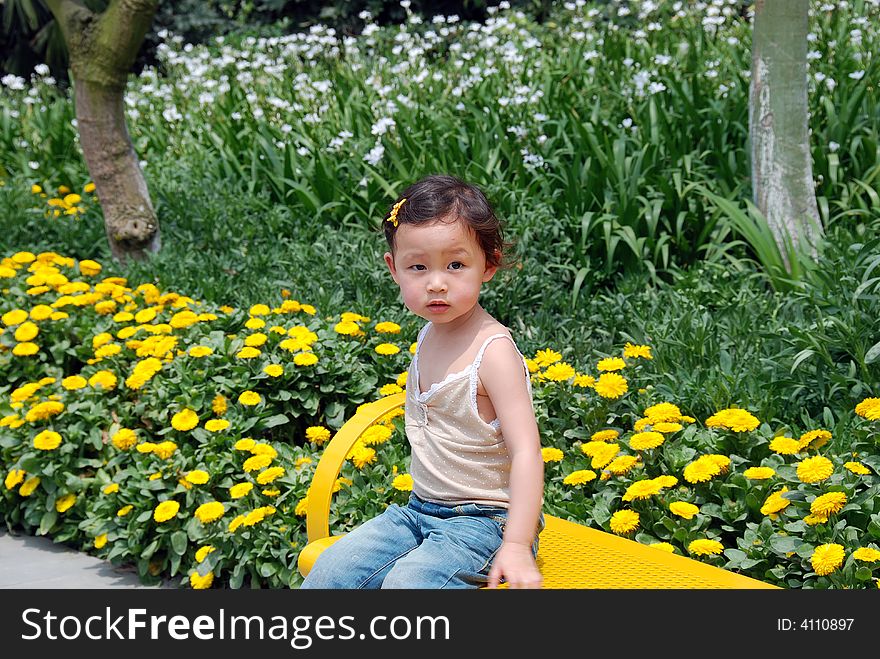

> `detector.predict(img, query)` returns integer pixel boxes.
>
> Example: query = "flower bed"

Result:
[2,250,879,588]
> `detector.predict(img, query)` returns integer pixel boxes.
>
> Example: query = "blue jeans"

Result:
[300,495,541,589]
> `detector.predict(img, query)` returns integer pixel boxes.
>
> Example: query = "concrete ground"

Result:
[0,528,175,589]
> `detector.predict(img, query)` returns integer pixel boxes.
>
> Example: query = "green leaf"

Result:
[170,531,188,556]
[260,414,289,429]
[38,510,57,536]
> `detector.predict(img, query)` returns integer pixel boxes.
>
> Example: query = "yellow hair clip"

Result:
[387,198,407,228]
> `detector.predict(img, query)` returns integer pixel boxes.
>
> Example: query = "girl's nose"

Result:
[427,275,447,292]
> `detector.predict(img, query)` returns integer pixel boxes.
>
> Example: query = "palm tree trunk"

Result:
[46,0,160,263]
[749,0,823,271]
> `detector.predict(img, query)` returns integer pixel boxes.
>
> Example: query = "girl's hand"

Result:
[487,541,543,589]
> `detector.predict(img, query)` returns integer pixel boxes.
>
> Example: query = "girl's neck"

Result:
[428,304,484,338]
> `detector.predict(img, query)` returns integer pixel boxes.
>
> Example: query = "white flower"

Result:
[371,117,396,136]
[364,142,385,166]
[829,141,839,153]
[29,161,39,170]
[848,70,865,80]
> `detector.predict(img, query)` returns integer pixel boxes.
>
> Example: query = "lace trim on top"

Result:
[413,322,531,429]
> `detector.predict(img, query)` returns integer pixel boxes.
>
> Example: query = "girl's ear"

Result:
[384,252,399,284]
[482,262,498,283]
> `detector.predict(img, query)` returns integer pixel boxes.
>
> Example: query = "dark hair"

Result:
[382,174,514,269]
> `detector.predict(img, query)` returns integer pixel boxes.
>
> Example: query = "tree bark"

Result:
[46,0,160,263]
[749,0,823,271]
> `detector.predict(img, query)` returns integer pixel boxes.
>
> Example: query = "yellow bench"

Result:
[298,393,777,589]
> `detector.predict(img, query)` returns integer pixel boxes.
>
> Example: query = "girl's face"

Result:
[384,219,497,327]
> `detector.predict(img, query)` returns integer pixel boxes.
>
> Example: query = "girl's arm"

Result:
[478,338,544,589]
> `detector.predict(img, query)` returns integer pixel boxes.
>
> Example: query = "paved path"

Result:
[0,528,174,589]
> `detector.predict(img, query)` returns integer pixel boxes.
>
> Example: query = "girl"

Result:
[301,174,544,589]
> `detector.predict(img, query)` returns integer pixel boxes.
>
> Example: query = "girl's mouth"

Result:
[427,302,449,312]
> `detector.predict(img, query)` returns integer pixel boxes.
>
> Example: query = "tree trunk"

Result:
[749,0,823,271]
[46,0,160,263]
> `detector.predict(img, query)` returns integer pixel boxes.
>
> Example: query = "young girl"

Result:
[300,174,544,589]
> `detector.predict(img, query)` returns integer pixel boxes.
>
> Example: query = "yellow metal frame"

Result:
[298,393,777,588]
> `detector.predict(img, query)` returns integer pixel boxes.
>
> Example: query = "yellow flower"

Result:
[204,419,230,432]
[769,436,801,455]
[798,429,832,450]
[362,425,393,446]
[186,470,210,485]
[669,501,700,520]
[234,438,256,451]
[375,343,401,355]
[563,470,596,486]
[195,545,216,563]
[542,362,576,382]
[171,408,199,431]
[622,479,662,502]
[79,259,102,276]
[111,428,138,450]
[243,454,273,472]
[19,476,40,496]
[13,342,39,356]
[649,542,675,553]
[117,504,134,517]
[810,543,845,576]
[573,374,595,388]
[380,383,404,396]
[102,483,120,494]
[189,345,213,358]
[705,408,760,432]
[852,547,880,562]
[605,454,640,475]
[533,349,562,367]
[61,375,88,390]
[306,426,331,444]
[760,487,792,516]
[854,397,880,421]
[88,370,117,390]
[33,429,62,450]
[25,400,64,422]
[228,515,247,532]
[295,497,309,517]
[609,509,639,535]
[593,372,627,399]
[541,447,564,463]
[295,456,313,469]
[349,444,377,470]
[235,347,261,359]
[94,534,108,549]
[256,467,285,485]
[743,466,776,480]
[596,356,626,372]
[238,390,262,406]
[844,461,870,475]
[189,570,215,589]
[392,474,414,491]
[229,482,254,498]
[244,332,268,347]
[629,431,664,451]
[2,308,29,326]
[375,321,401,333]
[153,500,180,523]
[5,469,26,490]
[687,539,724,556]
[294,352,318,366]
[652,422,683,433]
[14,321,39,342]
[211,394,227,416]
[263,364,284,377]
[591,429,619,442]
[623,342,652,359]
[152,441,178,459]
[683,455,722,484]
[810,491,846,517]
[194,501,225,523]
[796,456,834,483]
[334,320,360,335]
[55,493,77,513]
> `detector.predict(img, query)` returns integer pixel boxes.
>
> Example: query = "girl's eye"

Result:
[449,262,463,270]
[410,264,426,271]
